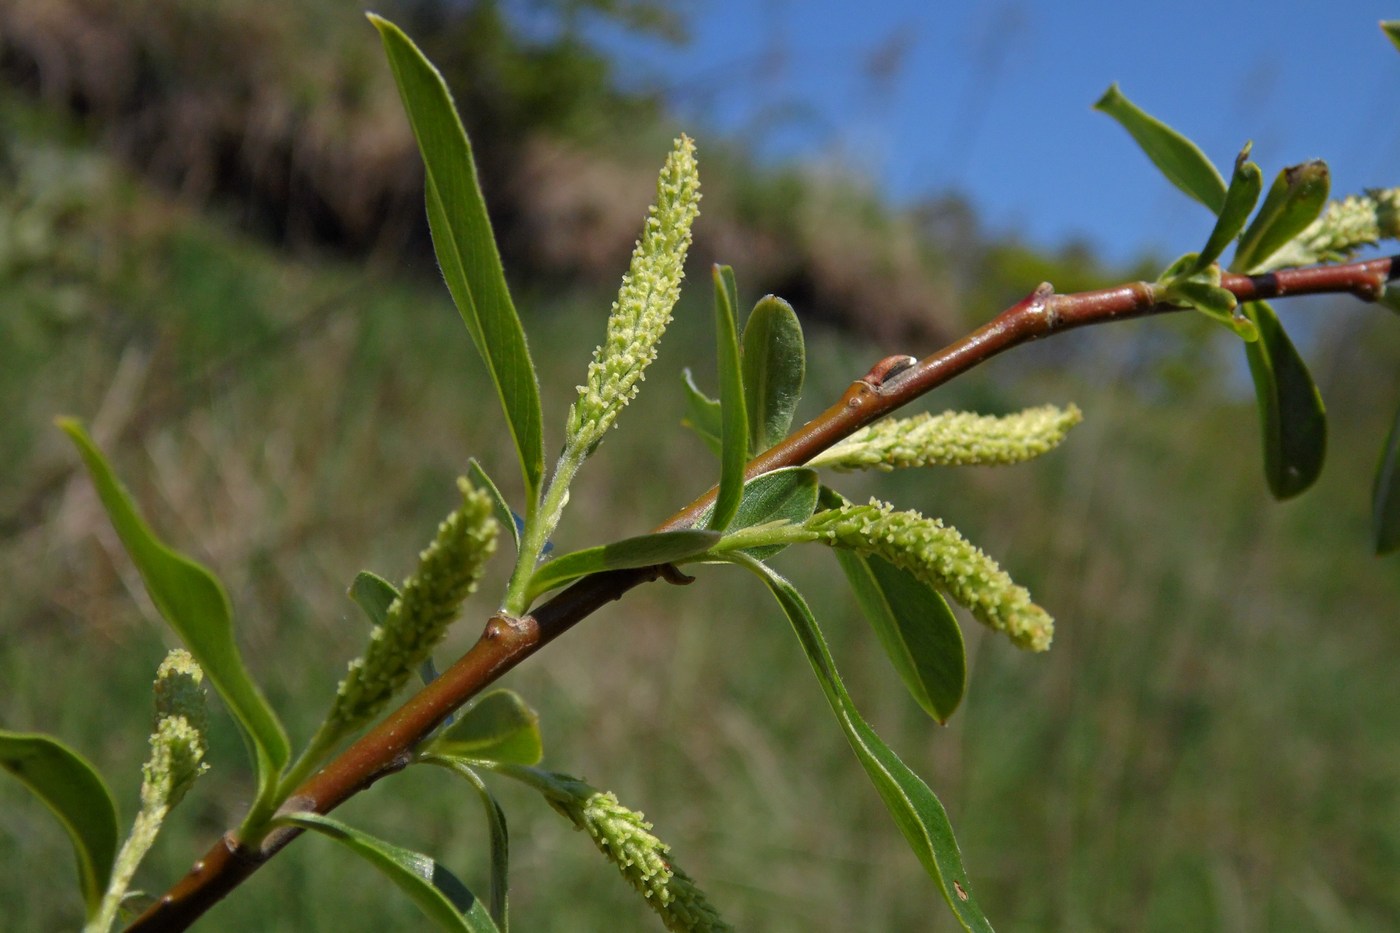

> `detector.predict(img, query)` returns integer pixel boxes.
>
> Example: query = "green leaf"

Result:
[1372,399,1400,554]
[698,467,820,559]
[680,368,723,456]
[741,295,806,453]
[710,265,749,531]
[729,556,993,932]
[422,760,511,931]
[1232,161,1330,272]
[525,529,720,602]
[834,552,967,723]
[1382,20,1400,52]
[1240,302,1327,499]
[280,811,499,932]
[349,571,399,629]
[58,420,289,825]
[1194,144,1263,271]
[1168,278,1257,341]
[1094,83,1226,214]
[371,15,544,503]
[0,731,119,920]
[426,690,542,766]
[467,460,520,554]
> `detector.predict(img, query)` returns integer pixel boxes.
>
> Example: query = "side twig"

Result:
[127,254,1398,932]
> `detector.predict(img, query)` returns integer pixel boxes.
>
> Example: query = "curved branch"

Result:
[126,254,1397,931]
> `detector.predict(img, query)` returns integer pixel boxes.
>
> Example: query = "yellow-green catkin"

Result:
[547,776,733,933]
[809,404,1082,472]
[91,650,210,932]
[566,135,701,455]
[1264,187,1400,270]
[329,478,497,734]
[807,499,1054,651]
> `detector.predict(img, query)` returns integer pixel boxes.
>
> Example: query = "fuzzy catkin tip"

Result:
[548,776,733,932]
[809,404,1082,472]
[1265,186,1400,269]
[145,649,209,812]
[566,135,701,454]
[329,478,497,733]
[808,499,1054,651]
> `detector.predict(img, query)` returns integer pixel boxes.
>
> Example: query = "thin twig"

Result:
[125,254,1397,931]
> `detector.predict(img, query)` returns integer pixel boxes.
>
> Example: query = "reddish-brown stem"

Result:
[126,254,1397,931]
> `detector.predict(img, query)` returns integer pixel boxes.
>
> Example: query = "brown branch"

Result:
[126,254,1397,931]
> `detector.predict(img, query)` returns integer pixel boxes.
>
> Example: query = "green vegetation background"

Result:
[2,2,1399,930]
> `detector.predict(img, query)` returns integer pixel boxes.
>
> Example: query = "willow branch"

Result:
[126,254,1397,932]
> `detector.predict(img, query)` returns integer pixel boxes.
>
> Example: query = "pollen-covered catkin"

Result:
[807,499,1054,651]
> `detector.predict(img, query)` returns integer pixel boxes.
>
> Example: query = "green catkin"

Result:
[1264,187,1400,270]
[809,404,1082,472]
[328,478,497,734]
[545,776,733,933]
[807,499,1054,651]
[567,135,702,455]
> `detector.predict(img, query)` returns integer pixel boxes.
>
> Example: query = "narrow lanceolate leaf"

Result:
[468,459,520,554]
[1232,161,1330,273]
[710,265,748,530]
[0,731,119,920]
[834,551,967,723]
[58,420,289,820]
[425,689,543,766]
[1240,302,1327,499]
[729,557,993,933]
[680,368,723,456]
[1371,399,1400,554]
[741,295,805,453]
[421,759,511,931]
[526,530,720,603]
[1382,20,1400,52]
[371,15,544,501]
[1194,144,1262,271]
[1169,278,1255,340]
[1094,84,1226,214]
[280,812,499,933]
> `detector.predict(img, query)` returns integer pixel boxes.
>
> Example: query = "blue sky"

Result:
[583,1,1400,267]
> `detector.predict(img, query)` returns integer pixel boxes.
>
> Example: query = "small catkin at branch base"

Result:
[807,499,1055,651]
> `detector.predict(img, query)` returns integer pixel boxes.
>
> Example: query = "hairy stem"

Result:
[125,254,1397,932]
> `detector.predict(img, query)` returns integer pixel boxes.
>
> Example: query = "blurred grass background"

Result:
[2,2,1399,930]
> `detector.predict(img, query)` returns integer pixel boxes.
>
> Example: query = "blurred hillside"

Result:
[2,2,1399,931]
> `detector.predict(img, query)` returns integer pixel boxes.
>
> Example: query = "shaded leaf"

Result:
[1232,161,1330,272]
[59,420,289,822]
[0,731,119,920]
[1240,302,1327,499]
[680,368,723,456]
[741,295,805,453]
[729,556,993,932]
[426,690,542,766]
[280,811,498,932]
[349,571,399,629]
[1094,84,1225,214]
[371,15,544,502]
[834,552,967,723]
[1194,144,1262,270]
[1372,399,1400,554]
[698,467,819,559]
[710,265,749,531]
[423,760,511,930]
[467,460,520,554]
[1169,278,1256,341]
[526,530,720,602]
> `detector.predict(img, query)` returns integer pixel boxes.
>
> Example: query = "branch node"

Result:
[659,564,696,585]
